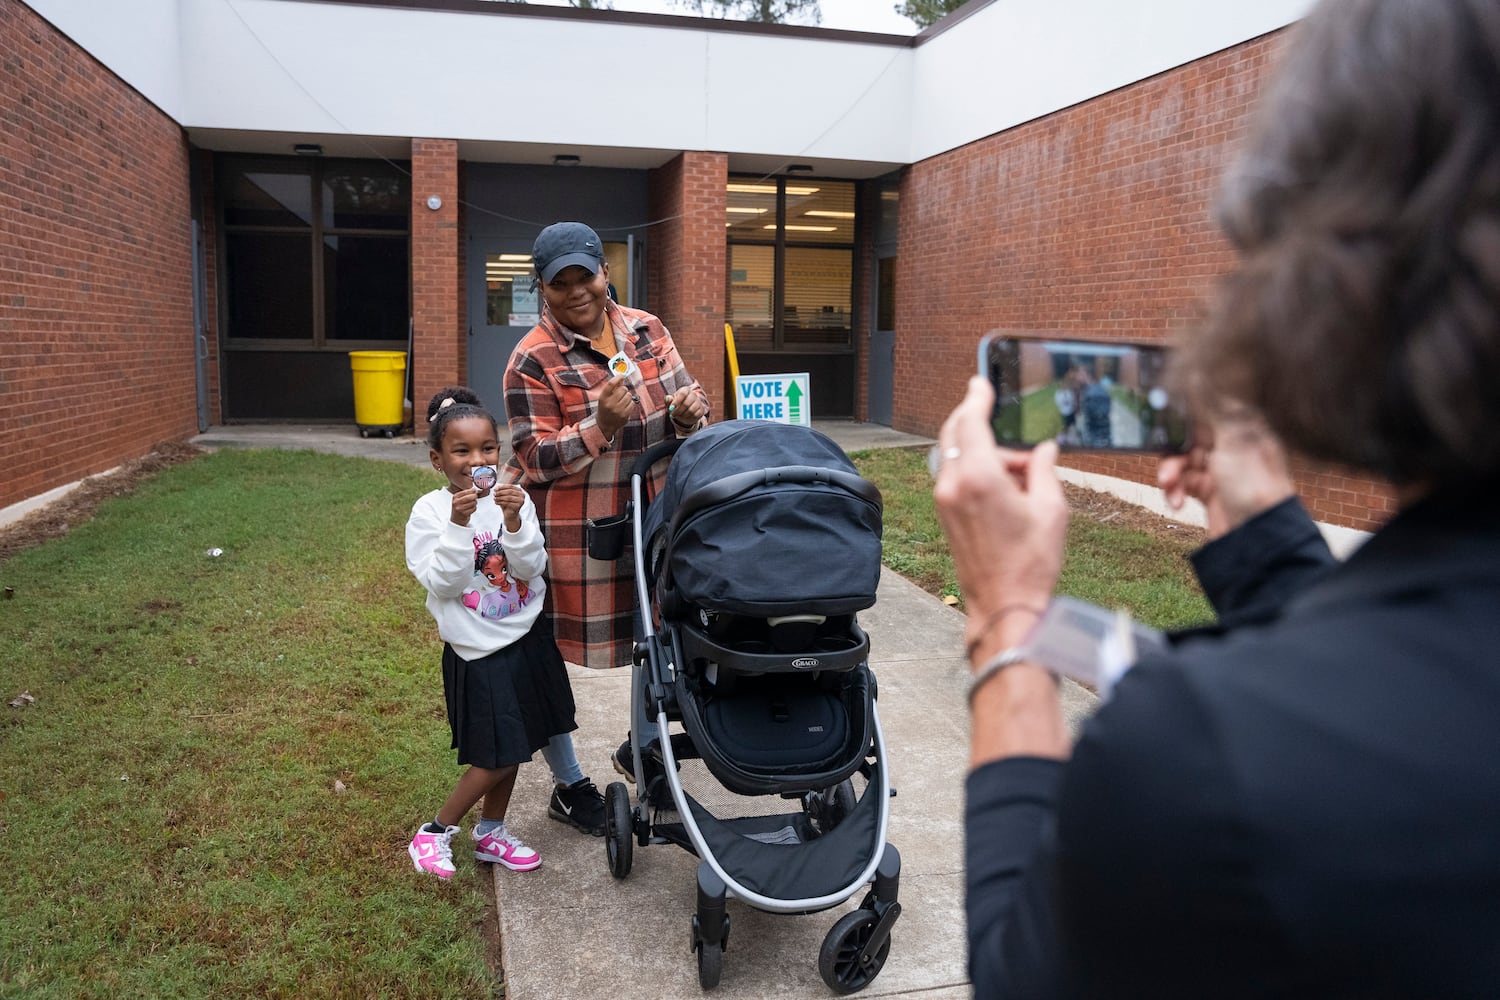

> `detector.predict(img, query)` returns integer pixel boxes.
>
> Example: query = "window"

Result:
[481,241,632,328]
[219,156,409,345]
[726,176,855,351]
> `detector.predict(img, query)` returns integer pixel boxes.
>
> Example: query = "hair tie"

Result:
[439,397,458,411]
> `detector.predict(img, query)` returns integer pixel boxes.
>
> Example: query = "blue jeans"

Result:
[541,732,584,786]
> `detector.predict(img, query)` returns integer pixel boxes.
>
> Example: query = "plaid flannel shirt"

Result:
[503,302,709,669]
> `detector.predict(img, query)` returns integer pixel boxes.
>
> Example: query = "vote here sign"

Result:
[735,373,811,426]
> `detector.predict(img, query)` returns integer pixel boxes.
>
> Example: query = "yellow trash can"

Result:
[348,351,407,437]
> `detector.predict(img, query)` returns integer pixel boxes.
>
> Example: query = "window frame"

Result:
[217,154,411,351]
[726,174,857,354]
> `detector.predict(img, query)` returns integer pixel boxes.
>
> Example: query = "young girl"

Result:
[404,387,602,879]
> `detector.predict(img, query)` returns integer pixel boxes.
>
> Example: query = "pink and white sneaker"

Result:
[408,824,459,879]
[472,826,541,871]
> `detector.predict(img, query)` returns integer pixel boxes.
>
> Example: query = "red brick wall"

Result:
[648,152,728,418]
[410,138,462,439]
[895,31,1392,531]
[0,1,196,513]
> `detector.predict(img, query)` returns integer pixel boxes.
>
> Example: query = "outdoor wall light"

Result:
[426,195,443,211]
[293,143,324,156]
[553,154,581,167]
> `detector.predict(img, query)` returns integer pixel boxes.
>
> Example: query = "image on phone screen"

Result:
[978,334,1190,452]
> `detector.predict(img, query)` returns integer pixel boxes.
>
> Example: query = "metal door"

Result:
[192,220,210,432]
[467,238,539,414]
[867,253,896,426]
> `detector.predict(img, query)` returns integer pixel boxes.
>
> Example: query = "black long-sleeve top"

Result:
[965,495,1500,997]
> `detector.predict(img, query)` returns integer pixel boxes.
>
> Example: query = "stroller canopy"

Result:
[645,422,883,618]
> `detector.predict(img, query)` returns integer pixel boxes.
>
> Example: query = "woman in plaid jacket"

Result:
[503,221,711,673]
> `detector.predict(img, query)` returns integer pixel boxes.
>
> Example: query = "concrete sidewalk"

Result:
[192,420,1100,999]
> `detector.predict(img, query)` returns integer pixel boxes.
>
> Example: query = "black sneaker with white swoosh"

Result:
[547,778,606,836]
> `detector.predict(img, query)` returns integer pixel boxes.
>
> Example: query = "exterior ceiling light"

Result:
[786,164,815,174]
[553,154,580,167]
[293,143,323,156]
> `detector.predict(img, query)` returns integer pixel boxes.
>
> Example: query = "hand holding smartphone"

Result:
[978,333,1191,453]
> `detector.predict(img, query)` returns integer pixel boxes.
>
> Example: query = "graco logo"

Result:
[791,657,820,670]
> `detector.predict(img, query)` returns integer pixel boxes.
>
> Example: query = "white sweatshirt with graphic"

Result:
[405,487,548,662]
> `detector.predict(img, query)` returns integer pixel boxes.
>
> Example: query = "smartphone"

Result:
[978,333,1191,452]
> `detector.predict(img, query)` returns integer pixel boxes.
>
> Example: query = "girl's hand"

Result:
[449,486,479,527]
[668,385,707,431]
[934,377,1068,648]
[596,376,636,439]
[493,484,526,533]
[1158,406,1293,540]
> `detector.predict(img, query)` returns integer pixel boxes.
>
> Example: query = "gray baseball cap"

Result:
[533,222,604,283]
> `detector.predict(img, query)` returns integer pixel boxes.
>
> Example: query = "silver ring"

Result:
[942,447,962,462]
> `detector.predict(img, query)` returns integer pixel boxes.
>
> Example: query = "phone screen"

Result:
[978,334,1191,452]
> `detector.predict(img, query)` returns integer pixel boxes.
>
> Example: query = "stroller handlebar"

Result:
[631,438,683,481]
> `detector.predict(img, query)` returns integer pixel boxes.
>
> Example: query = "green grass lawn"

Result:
[0,444,1209,996]
[849,446,1211,631]
[1,451,499,999]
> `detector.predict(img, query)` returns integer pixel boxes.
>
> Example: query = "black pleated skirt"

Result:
[442,615,577,769]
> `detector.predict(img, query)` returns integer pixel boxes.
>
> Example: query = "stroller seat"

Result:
[704,675,850,770]
[677,654,874,796]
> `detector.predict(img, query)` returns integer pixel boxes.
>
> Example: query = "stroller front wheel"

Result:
[604,781,633,879]
[818,908,893,994]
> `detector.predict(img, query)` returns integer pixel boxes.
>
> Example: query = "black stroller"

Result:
[589,421,902,993]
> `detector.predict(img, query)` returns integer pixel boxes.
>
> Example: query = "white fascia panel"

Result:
[702,33,912,163]
[910,0,1318,164]
[23,0,183,120]
[176,1,911,163]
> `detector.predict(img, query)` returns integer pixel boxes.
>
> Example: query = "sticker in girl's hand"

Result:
[607,351,638,379]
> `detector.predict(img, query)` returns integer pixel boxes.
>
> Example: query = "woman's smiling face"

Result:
[539,262,610,336]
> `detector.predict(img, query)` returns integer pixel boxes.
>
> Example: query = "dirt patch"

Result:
[0,440,205,564]
[1061,480,1206,550]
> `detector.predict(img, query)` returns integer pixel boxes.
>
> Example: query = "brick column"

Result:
[411,138,462,438]
[647,152,728,418]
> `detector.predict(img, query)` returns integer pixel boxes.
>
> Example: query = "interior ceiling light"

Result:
[768,224,837,232]
[804,210,854,219]
[553,154,580,167]
[293,143,323,156]
[726,207,768,214]
[727,182,820,196]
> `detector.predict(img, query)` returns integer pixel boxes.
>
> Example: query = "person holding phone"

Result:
[936,0,1500,994]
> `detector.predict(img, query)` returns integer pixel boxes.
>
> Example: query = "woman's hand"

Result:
[668,385,707,431]
[449,486,479,527]
[596,376,636,439]
[493,484,527,534]
[1158,406,1294,540]
[934,377,1069,651]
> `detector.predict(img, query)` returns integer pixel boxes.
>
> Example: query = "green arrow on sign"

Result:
[785,380,804,425]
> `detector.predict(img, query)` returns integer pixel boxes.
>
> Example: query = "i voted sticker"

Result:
[607,351,638,379]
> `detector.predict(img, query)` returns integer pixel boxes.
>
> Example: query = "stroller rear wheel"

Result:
[818,908,892,994]
[604,781,633,879]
